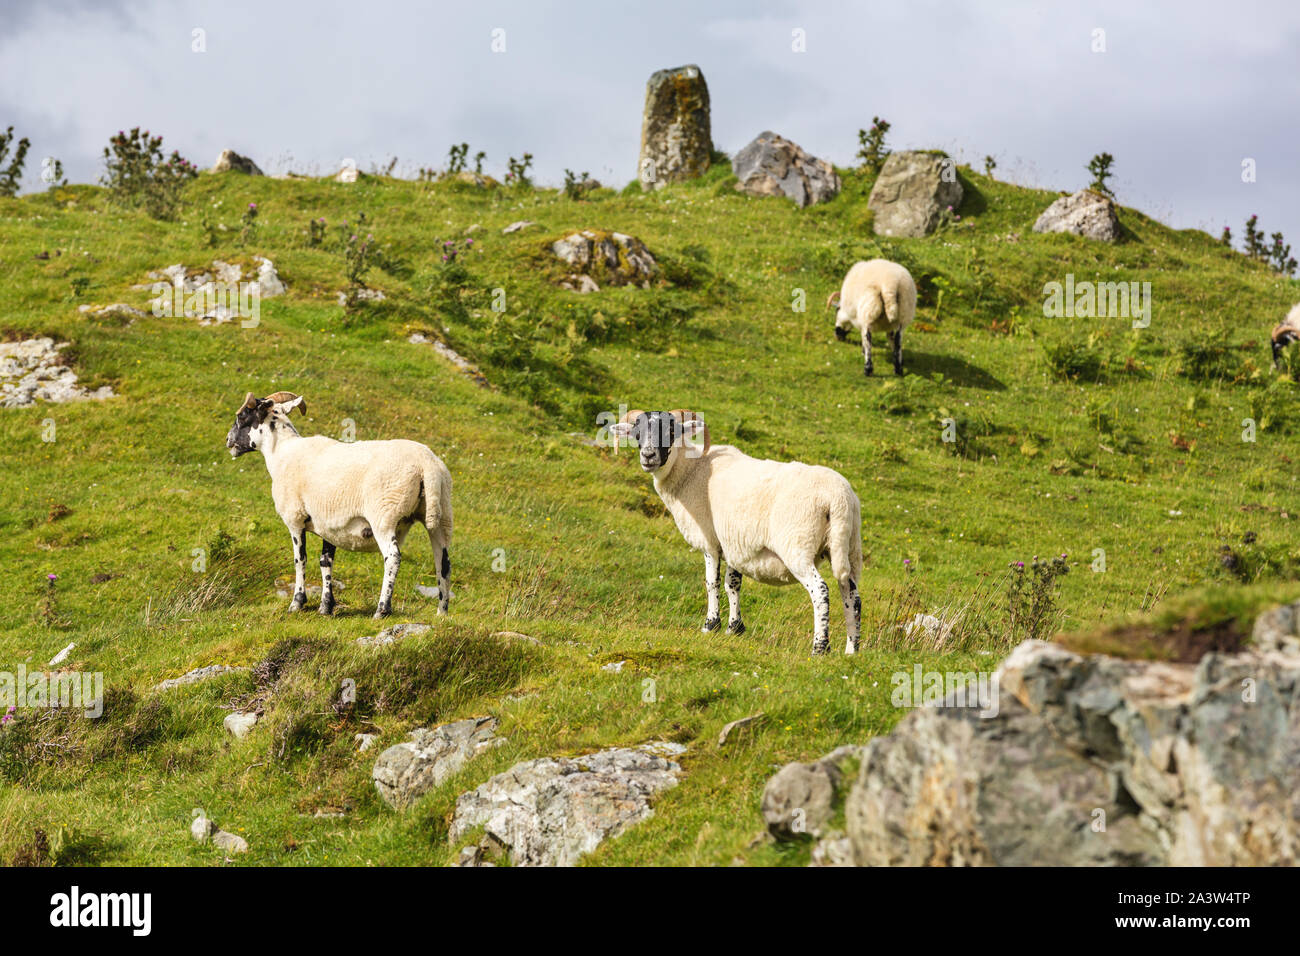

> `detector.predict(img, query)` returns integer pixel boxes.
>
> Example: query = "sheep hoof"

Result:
[726,621,745,636]
[863,366,873,377]
[319,599,335,616]
[811,640,831,655]
[373,604,392,620]
[893,366,904,377]
[289,593,306,612]
[701,617,721,633]
[845,641,859,655]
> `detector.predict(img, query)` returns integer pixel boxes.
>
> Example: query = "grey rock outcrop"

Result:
[154,664,247,692]
[732,132,841,207]
[211,149,263,175]
[867,150,963,237]
[355,621,431,647]
[638,65,712,190]
[1032,189,1122,242]
[0,338,116,408]
[761,744,863,840]
[449,746,681,866]
[551,230,658,291]
[808,634,1300,866]
[372,716,502,809]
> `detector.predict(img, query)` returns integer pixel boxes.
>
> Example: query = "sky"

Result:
[3,0,1299,247]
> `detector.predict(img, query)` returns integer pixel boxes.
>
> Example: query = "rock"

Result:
[146,258,285,325]
[154,664,247,692]
[732,132,841,207]
[355,622,431,647]
[867,150,964,238]
[372,716,502,809]
[223,711,259,739]
[211,149,263,175]
[829,633,1300,866]
[601,660,629,673]
[191,815,247,853]
[809,831,854,867]
[0,337,116,408]
[449,746,682,866]
[638,64,712,190]
[717,712,766,748]
[407,333,492,389]
[761,744,863,840]
[336,288,385,306]
[491,630,541,645]
[77,303,145,322]
[1253,599,1300,655]
[212,830,249,853]
[414,584,445,600]
[355,733,379,753]
[1032,189,1122,242]
[446,170,499,188]
[502,220,535,234]
[49,642,75,666]
[550,230,658,289]
[336,162,359,184]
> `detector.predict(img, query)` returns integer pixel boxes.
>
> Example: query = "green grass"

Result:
[2,162,1299,866]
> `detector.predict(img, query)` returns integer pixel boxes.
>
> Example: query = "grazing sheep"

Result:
[827,258,917,376]
[1271,303,1300,368]
[225,392,453,619]
[609,409,863,655]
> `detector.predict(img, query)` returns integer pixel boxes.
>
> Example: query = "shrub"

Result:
[1006,554,1070,641]
[1086,152,1115,197]
[983,155,996,179]
[101,127,197,219]
[239,202,259,247]
[855,117,891,174]
[1176,342,1239,383]
[1043,342,1104,382]
[0,126,31,198]
[506,153,534,188]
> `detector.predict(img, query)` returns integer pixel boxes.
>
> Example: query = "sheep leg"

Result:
[288,527,307,612]
[725,568,745,635]
[319,540,336,615]
[701,552,721,632]
[375,531,401,619]
[838,575,861,655]
[437,545,450,616]
[862,329,874,376]
[891,330,904,376]
[794,568,832,655]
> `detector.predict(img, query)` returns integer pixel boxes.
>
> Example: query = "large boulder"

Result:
[449,746,682,866]
[820,633,1300,866]
[0,338,116,408]
[211,149,263,175]
[372,716,502,809]
[1032,189,1122,242]
[638,65,712,191]
[550,230,658,291]
[732,131,841,207]
[867,150,963,237]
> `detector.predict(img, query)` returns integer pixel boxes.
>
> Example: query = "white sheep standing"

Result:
[609,409,864,654]
[226,392,453,619]
[826,258,917,376]
[1271,303,1300,368]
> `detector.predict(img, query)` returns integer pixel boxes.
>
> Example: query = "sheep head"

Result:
[610,408,710,475]
[1271,324,1298,369]
[226,391,306,458]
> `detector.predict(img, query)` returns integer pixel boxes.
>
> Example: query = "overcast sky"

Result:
[4,0,1299,246]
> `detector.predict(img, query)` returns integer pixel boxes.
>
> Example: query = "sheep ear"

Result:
[623,408,646,425]
[681,417,710,457]
[265,391,306,415]
[609,421,634,441]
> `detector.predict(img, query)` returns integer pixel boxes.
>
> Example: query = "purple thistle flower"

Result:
[47,573,57,581]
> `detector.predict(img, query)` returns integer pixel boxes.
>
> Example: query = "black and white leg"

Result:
[437,546,450,615]
[838,575,861,654]
[375,530,401,619]
[862,329,874,376]
[891,329,904,376]
[289,527,307,612]
[794,568,831,654]
[319,540,336,615]
[702,551,721,632]
[725,567,745,635]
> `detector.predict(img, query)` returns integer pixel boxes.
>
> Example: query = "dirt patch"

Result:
[1058,616,1246,663]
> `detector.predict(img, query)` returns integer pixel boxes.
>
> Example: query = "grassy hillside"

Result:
[2,157,1298,866]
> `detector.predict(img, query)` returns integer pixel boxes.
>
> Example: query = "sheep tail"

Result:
[423,459,453,546]
[828,491,863,586]
[880,282,900,325]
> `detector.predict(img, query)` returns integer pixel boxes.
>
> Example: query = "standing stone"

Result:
[638,65,712,191]
[211,149,263,175]
[867,150,963,237]
[732,132,841,207]
[1032,189,1122,242]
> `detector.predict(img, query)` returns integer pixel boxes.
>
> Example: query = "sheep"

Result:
[1271,303,1300,368]
[225,391,453,619]
[608,409,864,655]
[826,258,917,376]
